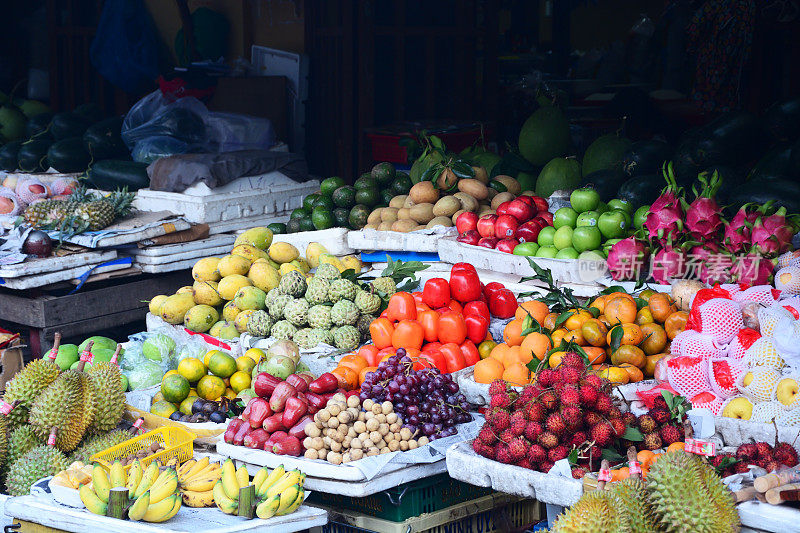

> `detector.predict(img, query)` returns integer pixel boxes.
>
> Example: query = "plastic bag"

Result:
[121,91,208,149]
[126,359,165,390]
[141,332,178,366]
[204,112,275,152]
[132,136,195,164]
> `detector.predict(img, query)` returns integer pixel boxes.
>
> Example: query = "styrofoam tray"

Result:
[136,258,201,274]
[134,174,320,224]
[347,228,453,253]
[714,416,800,455]
[130,244,233,265]
[65,219,193,249]
[445,441,583,506]
[5,494,327,533]
[0,250,116,278]
[130,234,236,257]
[263,227,353,256]
[207,213,290,236]
[437,237,605,285]
[0,257,132,290]
[737,501,800,533]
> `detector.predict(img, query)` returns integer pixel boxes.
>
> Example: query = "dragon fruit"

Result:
[722,206,753,253]
[687,242,727,284]
[644,164,685,245]
[751,206,795,256]
[649,162,684,212]
[732,252,774,285]
[651,245,687,284]
[684,171,723,242]
[607,237,649,281]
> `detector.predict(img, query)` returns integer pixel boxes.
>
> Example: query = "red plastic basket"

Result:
[366,122,491,164]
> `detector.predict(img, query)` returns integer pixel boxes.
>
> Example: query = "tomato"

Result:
[465,313,490,344]
[460,340,480,366]
[483,282,505,300]
[440,343,467,373]
[488,288,518,319]
[391,319,424,350]
[422,278,451,309]
[438,311,467,344]
[417,310,441,343]
[369,318,395,349]
[387,292,417,322]
[420,349,447,373]
[448,299,464,314]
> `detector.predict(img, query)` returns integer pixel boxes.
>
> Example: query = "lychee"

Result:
[546,413,567,435]
[528,444,547,463]
[486,408,511,430]
[538,431,559,449]
[650,408,670,425]
[659,425,682,445]
[524,421,543,442]
[579,385,599,406]
[590,423,614,447]
[637,414,657,434]
[548,445,569,462]
[643,432,663,451]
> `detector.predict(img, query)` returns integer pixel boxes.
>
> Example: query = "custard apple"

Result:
[278,270,307,298]
[314,263,340,281]
[268,294,293,319]
[331,300,359,326]
[284,298,310,326]
[329,278,357,302]
[370,276,396,296]
[356,314,376,339]
[304,277,331,306]
[293,328,313,349]
[247,310,274,337]
[332,325,360,351]
[307,305,332,329]
[307,328,332,348]
[354,290,381,314]
[271,320,297,340]
[265,288,283,306]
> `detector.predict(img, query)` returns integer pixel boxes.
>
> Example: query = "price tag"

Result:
[628,461,641,475]
[79,349,93,362]
[0,401,13,415]
[685,438,716,456]
[598,469,612,482]
[47,432,56,446]
[47,348,58,361]
[133,418,144,432]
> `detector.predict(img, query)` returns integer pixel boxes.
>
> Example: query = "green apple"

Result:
[569,187,601,213]
[596,201,609,214]
[553,207,578,229]
[556,247,580,259]
[535,246,558,258]
[776,378,800,407]
[537,226,556,246]
[607,198,633,216]
[572,226,602,252]
[553,226,574,250]
[513,242,540,256]
[597,210,628,239]
[633,205,649,229]
[576,211,599,227]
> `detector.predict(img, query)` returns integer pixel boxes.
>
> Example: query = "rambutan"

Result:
[496,444,514,464]
[538,431,559,449]
[540,391,558,410]
[559,385,581,406]
[594,395,612,414]
[524,401,546,422]
[584,411,602,427]
[538,368,557,387]
[571,466,588,479]
[643,432,662,451]
[652,396,667,409]
[610,419,626,437]
[608,407,622,420]
[524,421,543,442]
[490,393,512,409]
[548,445,569,462]
[561,366,581,384]
[499,429,516,443]
[756,442,774,458]
[561,352,585,369]
[582,374,602,389]
[649,408,670,425]
[516,458,533,469]
[638,414,657,434]
[579,385,599,406]
[570,431,588,447]
[590,422,614,447]
[477,426,497,445]
[519,384,541,404]
[562,406,583,431]
[736,443,758,461]
[508,437,527,461]
[622,412,637,427]
[764,460,780,472]
[488,380,508,396]
[659,425,682,445]
[539,460,555,473]
[774,443,799,467]
[509,411,527,436]
[733,462,749,474]
[486,408,511,430]
[528,444,547,463]
[546,413,567,435]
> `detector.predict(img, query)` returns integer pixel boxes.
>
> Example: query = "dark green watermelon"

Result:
[616,175,662,208]
[17,139,53,172]
[791,138,800,177]
[762,98,800,142]
[579,169,628,201]
[621,140,672,177]
[727,179,800,214]
[26,113,54,140]
[749,144,797,181]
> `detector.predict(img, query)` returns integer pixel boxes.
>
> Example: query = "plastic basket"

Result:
[89,426,196,473]
[305,473,493,522]
[309,493,541,533]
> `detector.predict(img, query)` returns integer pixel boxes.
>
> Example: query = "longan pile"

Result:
[303,393,429,464]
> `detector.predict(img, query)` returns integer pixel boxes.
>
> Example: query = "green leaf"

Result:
[601,448,625,463]
[430,135,445,151]
[661,390,676,409]
[600,285,627,295]
[587,306,601,318]
[634,297,649,310]
[568,449,579,467]
[451,166,473,180]
[622,426,644,442]
[609,325,623,353]
[555,311,574,329]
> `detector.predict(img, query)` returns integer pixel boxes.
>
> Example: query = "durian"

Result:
[646,451,739,533]
[28,370,90,452]
[0,415,7,472]
[70,430,130,464]
[5,444,69,496]
[87,361,125,434]
[551,490,631,533]
[610,477,659,533]
[6,426,42,466]
[3,358,61,428]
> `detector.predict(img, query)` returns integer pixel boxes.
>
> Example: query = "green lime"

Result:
[161,374,191,403]
[332,186,357,208]
[391,175,413,195]
[349,205,370,229]
[303,194,320,212]
[299,218,316,232]
[267,222,286,234]
[286,219,301,233]
[313,195,335,211]
[291,207,310,220]
[311,206,335,230]
[355,188,380,207]
[381,189,395,206]
[320,177,345,197]
[371,162,396,185]
[333,208,350,228]
[354,175,378,190]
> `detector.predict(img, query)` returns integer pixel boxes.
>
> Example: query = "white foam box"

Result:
[347,228,453,253]
[437,237,606,285]
[134,172,320,224]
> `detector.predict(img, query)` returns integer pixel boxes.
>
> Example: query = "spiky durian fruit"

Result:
[70,429,130,464]
[3,359,61,428]
[551,490,631,533]
[5,445,69,496]
[6,426,43,466]
[87,362,125,435]
[0,415,7,472]
[646,451,739,533]
[28,370,90,452]
[610,477,659,533]
[78,371,96,436]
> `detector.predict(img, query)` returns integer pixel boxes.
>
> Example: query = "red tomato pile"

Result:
[456,194,553,252]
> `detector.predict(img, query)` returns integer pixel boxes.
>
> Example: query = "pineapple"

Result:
[23,186,135,234]
[73,191,134,231]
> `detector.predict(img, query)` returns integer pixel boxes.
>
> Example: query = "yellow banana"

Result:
[162,496,182,521]
[181,472,219,493]
[177,459,196,478]
[149,471,178,504]
[235,465,250,490]
[79,484,108,515]
[142,494,177,523]
[109,460,126,488]
[91,464,110,503]
[133,462,159,499]
[221,459,239,501]
[182,457,209,481]
[181,489,214,508]
[255,494,281,520]
[127,491,150,521]
[256,465,284,498]
[251,467,268,493]
[276,484,300,514]
[182,463,220,486]
[213,481,238,515]
[164,457,179,469]
[277,488,304,516]
[126,459,143,498]
[266,470,302,499]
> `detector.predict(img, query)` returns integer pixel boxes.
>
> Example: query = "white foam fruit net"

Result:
[775,266,800,295]
[743,337,786,369]
[733,285,782,306]
[759,306,794,337]
[778,297,800,318]
[690,392,724,415]
[697,298,743,344]
[667,356,711,398]
[0,188,22,216]
[749,401,786,424]
[726,329,762,361]
[776,408,800,427]
[669,329,696,355]
[681,333,725,360]
[773,320,800,363]
[720,283,744,297]
[777,250,800,269]
[708,358,745,398]
[737,367,781,402]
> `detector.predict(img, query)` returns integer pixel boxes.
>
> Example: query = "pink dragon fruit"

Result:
[687,242,727,284]
[644,163,684,245]
[751,206,795,256]
[684,171,723,242]
[607,237,649,281]
[651,245,687,284]
[732,252,775,285]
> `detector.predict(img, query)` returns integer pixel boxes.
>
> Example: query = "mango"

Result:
[218,254,251,277]
[192,257,221,282]
[234,286,267,311]
[247,261,281,292]
[217,275,252,301]
[279,263,303,276]
[232,243,269,263]
[268,242,299,264]
[341,255,363,273]
[160,293,196,324]
[222,301,241,322]
[79,336,117,353]
[234,309,255,333]
[235,227,273,250]
[176,286,194,294]
[184,305,220,333]
[148,295,168,315]
[209,321,240,340]
[305,242,329,268]
[193,280,223,306]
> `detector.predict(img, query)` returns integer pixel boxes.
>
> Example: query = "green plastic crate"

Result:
[305,473,494,522]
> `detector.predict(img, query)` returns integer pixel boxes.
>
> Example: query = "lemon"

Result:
[197,375,226,401]
[244,348,264,364]
[230,370,251,393]
[150,400,178,418]
[204,349,224,367]
[236,356,256,374]
[161,374,191,403]
[178,357,207,383]
[208,351,237,379]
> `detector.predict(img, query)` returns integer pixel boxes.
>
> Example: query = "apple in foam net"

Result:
[776,377,800,407]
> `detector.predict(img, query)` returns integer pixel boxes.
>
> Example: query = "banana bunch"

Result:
[212,459,306,519]
[177,457,221,507]
[79,459,182,523]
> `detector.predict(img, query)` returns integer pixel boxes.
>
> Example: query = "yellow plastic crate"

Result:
[89,426,196,472]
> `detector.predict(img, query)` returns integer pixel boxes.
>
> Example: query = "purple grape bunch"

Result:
[358,348,472,440]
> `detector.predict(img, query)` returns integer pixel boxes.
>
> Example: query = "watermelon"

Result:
[535,157,581,198]
[580,169,628,201]
[581,134,631,176]
[621,140,672,177]
[519,106,570,166]
[616,175,662,208]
